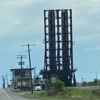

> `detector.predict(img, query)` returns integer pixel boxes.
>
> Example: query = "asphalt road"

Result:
[0,88,37,100]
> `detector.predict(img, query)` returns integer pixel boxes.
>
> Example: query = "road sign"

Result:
[18,62,25,65]
[52,77,56,83]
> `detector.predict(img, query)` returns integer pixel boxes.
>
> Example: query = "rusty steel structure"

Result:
[41,9,76,86]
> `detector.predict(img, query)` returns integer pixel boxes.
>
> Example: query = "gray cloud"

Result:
[0,0,100,54]
[85,46,100,51]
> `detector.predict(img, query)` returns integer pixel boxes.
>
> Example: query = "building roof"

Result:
[10,68,34,71]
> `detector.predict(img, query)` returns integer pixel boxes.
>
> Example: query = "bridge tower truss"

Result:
[43,9,76,86]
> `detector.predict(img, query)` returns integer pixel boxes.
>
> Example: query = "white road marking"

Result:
[4,91,13,100]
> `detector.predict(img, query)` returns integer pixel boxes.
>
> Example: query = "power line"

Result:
[77,71,100,73]
[0,51,27,58]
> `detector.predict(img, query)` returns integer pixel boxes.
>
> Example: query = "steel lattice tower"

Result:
[42,9,76,86]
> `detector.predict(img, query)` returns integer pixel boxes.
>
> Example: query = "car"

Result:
[35,86,42,91]
[11,88,15,91]
[10,88,20,92]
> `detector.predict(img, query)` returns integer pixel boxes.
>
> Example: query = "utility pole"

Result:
[95,69,97,80]
[6,73,8,87]
[33,67,36,78]
[22,44,35,93]
[95,69,98,85]
[2,75,5,88]
[17,55,26,90]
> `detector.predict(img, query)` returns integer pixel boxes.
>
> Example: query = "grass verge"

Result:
[22,88,100,100]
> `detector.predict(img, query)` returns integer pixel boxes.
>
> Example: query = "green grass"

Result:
[67,88,100,100]
[22,88,100,100]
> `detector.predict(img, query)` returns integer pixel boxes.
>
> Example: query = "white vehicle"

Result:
[35,86,42,91]
[10,88,20,92]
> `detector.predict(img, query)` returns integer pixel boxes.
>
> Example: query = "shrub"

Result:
[45,74,65,96]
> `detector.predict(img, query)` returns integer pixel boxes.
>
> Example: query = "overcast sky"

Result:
[0,0,100,87]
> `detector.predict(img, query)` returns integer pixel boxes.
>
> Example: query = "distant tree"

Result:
[82,79,99,86]
[82,81,87,86]
[92,78,98,85]
[87,81,93,86]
